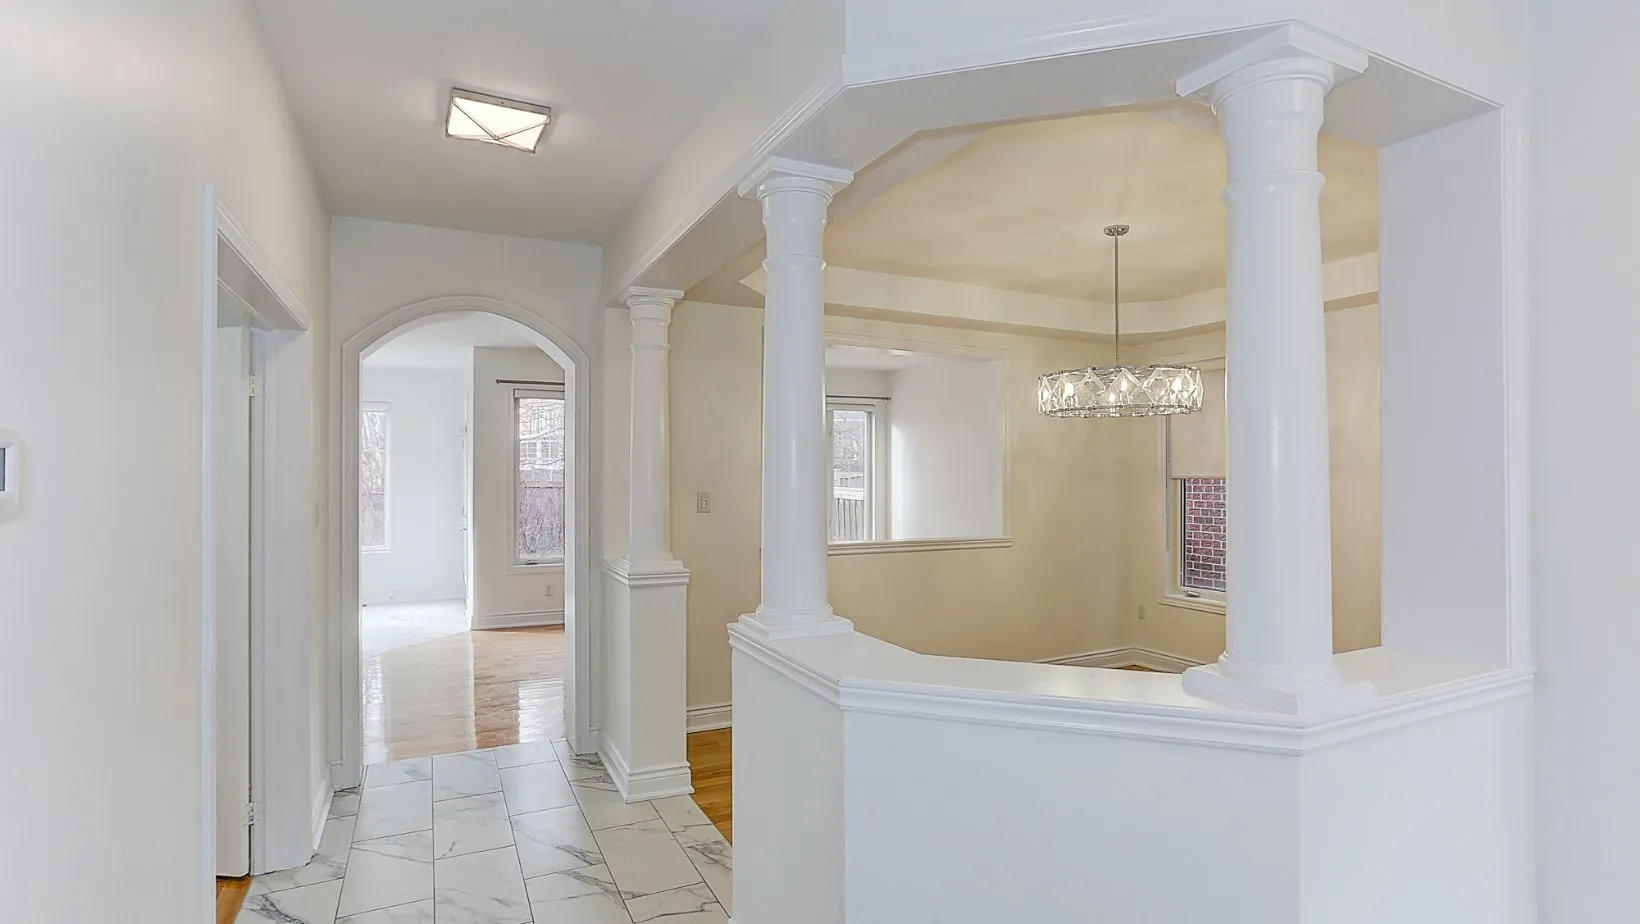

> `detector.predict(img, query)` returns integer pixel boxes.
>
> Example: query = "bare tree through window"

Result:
[359,405,389,550]
[516,391,566,563]
[828,405,874,542]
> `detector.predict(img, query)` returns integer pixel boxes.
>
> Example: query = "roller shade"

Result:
[1168,366,1226,478]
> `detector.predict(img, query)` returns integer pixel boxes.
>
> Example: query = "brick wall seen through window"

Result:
[1180,477,1226,593]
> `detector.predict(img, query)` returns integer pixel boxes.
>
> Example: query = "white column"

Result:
[737,158,855,639]
[622,287,684,570]
[1179,28,1374,715]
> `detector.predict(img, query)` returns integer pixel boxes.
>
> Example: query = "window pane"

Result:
[829,409,871,542]
[517,395,566,562]
[359,408,388,550]
[1180,477,1226,592]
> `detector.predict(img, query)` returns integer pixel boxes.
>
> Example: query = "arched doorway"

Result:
[334,296,595,789]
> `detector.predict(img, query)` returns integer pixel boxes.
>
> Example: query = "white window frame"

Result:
[825,397,890,543]
[512,385,567,567]
[1161,355,1227,610]
[359,402,390,553]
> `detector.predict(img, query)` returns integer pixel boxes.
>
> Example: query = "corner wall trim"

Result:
[687,702,733,733]
[311,780,334,853]
[600,738,695,803]
[471,609,564,631]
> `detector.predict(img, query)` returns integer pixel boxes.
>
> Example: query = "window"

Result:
[827,400,879,542]
[514,387,566,564]
[359,404,389,551]
[1166,363,1227,601]
[823,345,1007,547]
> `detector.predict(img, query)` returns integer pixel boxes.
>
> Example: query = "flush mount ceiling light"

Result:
[1038,225,1204,418]
[446,88,552,153]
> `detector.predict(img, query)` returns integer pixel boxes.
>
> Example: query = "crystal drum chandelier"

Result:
[1038,225,1204,418]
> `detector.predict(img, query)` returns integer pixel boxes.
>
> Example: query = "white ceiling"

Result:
[251,0,793,243]
[366,312,541,369]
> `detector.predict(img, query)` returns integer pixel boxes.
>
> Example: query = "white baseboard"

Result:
[471,608,564,630]
[330,759,360,793]
[1041,646,1204,673]
[599,737,695,803]
[687,702,732,733]
[311,779,334,851]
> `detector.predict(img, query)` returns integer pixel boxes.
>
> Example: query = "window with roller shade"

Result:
[1166,364,1227,600]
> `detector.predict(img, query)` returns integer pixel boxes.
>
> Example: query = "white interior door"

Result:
[214,324,254,876]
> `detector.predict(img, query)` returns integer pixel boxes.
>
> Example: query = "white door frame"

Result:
[332,297,596,791]
[200,188,318,922]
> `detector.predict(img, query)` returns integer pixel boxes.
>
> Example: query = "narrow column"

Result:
[1179,29,1374,714]
[623,287,684,570]
[737,158,855,639]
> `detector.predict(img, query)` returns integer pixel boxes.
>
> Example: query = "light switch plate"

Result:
[696,492,711,514]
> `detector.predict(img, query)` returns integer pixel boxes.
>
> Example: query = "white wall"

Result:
[889,359,1006,539]
[470,347,567,624]
[358,365,468,605]
[0,1,330,919]
[1529,2,1640,918]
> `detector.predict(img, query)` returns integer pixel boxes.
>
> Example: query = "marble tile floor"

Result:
[238,740,730,924]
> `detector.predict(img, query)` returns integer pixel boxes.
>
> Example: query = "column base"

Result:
[1182,660,1376,718]
[738,611,854,640]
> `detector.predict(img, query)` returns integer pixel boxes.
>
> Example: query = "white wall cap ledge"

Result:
[828,537,1012,556]
[602,556,690,586]
[729,627,1532,755]
[1176,23,1369,100]
[737,156,855,200]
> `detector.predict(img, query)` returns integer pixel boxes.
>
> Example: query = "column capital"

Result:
[1176,24,1368,104]
[623,286,683,321]
[737,157,854,202]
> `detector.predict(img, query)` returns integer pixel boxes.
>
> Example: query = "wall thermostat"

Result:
[0,430,19,518]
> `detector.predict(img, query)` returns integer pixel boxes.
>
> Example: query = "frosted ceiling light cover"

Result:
[1038,224,1204,419]
[446,89,552,153]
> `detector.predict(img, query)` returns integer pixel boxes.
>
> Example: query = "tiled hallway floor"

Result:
[238,740,730,923]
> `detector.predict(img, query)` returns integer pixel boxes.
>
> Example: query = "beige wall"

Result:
[1126,303,1383,663]
[671,301,1130,708]
[471,347,567,620]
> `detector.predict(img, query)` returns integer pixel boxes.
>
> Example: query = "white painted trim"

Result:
[471,609,565,630]
[828,537,1013,556]
[336,296,598,793]
[730,629,1532,755]
[601,735,695,802]
[686,703,733,733]
[202,189,318,899]
[311,781,333,851]
[1040,646,1204,673]
[329,761,346,792]
[602,557,691,587]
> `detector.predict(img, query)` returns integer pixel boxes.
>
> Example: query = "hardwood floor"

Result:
[362,602,565,764]
[687,728,734,842]
[215,876,251,924]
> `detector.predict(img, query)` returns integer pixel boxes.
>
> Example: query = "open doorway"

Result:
[337,300,594,791]
[203,190,318,905]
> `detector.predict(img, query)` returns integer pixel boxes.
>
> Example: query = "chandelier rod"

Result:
[1105,223,1128,364]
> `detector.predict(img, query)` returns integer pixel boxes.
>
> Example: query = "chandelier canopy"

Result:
[1037,225,1204,419]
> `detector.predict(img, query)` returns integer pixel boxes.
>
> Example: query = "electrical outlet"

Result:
[1137,605,1147,620]
[544,584,554,598]
[696,492,712,514]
